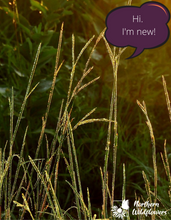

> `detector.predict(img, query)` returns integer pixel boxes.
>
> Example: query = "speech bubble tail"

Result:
[127,47,144,59]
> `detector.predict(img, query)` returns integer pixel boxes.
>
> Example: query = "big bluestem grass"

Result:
[0,22,116,219]
[133,77,171,220]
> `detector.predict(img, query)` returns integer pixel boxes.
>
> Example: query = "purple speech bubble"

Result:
[105,1,170,59]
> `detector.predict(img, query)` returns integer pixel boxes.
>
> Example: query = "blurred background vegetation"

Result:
[0,0,171,217]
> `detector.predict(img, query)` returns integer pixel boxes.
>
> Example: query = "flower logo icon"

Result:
[111,199,129,219]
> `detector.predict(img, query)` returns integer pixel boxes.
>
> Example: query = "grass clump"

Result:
[0,21,117,219]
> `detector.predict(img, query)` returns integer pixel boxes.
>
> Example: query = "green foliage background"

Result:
[0,0,171,218]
